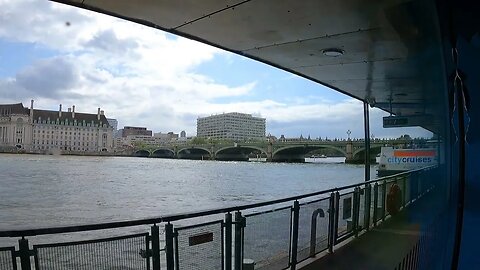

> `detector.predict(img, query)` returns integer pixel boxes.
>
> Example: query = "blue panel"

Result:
[456,34,480,269]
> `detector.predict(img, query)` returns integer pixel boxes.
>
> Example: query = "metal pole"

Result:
[165,223,175,270]
[151,225,161,270]
[382,181,387,221]
[373,183,379,226]
[18,237,32,270]
[225,213,233,270]
[328,192,335,253]
[363,101,371,181]
[290,201,300,270]
[353,188,360,237]
[334,192,340,244]
[365,184,371,231]
[234,211,243,270]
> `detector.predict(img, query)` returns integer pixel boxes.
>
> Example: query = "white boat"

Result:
[377,147,437,177]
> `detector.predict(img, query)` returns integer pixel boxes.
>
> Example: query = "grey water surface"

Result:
[0,154,378,229]
[0,154,376,247]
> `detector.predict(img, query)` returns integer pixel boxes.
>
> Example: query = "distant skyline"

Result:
[0,0,432,139]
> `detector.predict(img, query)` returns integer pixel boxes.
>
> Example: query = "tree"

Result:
[190,137,207,145]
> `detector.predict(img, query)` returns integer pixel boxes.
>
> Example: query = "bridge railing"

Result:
[0,166,436,270]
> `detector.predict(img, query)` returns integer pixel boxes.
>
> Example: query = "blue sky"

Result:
[0,0,431,139]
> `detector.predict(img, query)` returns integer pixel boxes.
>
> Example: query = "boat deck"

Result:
[299,189,439,270]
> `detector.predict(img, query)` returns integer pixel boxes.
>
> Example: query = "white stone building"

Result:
[197,112,266,141]
[0,101,114,153]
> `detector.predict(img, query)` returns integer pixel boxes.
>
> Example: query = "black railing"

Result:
[0,166,436,270]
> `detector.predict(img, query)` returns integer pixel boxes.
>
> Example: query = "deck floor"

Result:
[300,189,440,270]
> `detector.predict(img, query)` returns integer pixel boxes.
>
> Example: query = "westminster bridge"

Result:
[132,139,414,163]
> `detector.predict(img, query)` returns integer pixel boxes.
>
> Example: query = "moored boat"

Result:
[377,147,437,177]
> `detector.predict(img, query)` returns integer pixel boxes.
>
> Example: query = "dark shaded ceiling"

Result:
[51,0,448,132]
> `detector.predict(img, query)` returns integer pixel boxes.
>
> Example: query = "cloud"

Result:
[15,57,79,98]
[0,0,94,51]
[84,29,139,54]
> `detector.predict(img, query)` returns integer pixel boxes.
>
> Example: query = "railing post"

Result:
[365,184,371,231]
[328,192,336,253]
[234,211,244,270]
[382,181,387,221]
[334,192,340,244]
[151,225,161,270]
[353,188,360,237]
[165,222,175,270]
[225,213,233,270]
[18,237,32,270]
[290,200,300,270]
[309,208,324,258]
[373,183,379,226]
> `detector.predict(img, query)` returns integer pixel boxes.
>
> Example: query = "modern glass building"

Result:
[197,112,266,141]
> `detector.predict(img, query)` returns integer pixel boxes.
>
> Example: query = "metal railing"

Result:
[0,166,436,270]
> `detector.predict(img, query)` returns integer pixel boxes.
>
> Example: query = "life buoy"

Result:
[387,184,402,216]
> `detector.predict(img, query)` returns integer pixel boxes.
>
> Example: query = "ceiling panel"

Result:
[176,0,386,51]
[244,28,408,69]
[83,0,244,29]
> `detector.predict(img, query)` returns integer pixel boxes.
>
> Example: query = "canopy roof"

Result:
[52,0,448,131]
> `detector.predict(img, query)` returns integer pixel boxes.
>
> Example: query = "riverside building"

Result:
[0,101,114,153]
[197,112,266,141]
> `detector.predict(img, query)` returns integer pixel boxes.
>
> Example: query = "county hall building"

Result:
[0,100,114,153]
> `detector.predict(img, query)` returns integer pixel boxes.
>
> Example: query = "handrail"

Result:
[0,166,435,238]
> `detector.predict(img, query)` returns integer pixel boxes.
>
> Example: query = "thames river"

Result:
[0,154,377,246]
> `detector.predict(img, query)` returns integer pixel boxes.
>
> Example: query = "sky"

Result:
[0,0,432,139]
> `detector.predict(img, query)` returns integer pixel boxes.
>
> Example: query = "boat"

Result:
[310,154,327,158]
[377,147,437,177]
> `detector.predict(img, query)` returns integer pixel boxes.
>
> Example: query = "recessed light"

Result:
[322,48,344,57]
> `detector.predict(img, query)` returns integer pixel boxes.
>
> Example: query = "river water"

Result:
[0,154,377,247]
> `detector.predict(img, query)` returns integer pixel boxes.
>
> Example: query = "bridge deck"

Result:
[299,189,438,270]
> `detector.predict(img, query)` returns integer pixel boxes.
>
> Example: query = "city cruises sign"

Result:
[379,147,437,171]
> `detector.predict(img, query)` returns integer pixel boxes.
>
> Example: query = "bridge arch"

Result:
[215,145,267,161]
[177,147,212,160]
[272,144,347,162]
[134,149,150,157]
[215,145,267,156]
[352,145,383,160]
[273,144,347,158]
[151,148,175,158]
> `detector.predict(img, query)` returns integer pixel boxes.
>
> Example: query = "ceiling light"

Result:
[322,48,344,57]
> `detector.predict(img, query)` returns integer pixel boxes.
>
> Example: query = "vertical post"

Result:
[402,176,407,207]
[290,201,300,270]
[234,212,243,270]
[309,210,318,257]
[145,234,150,270]
[328,192,335,253]
[373,183,379,226]
[151,225,160,270]
[225,213,233,270]
[353,188,360,237]
[382,181,387,221]
[363,101,371,181]
[365,184,371,231]
[334,192,340,243]
[165,223,175,270]
[18,237,32,270]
